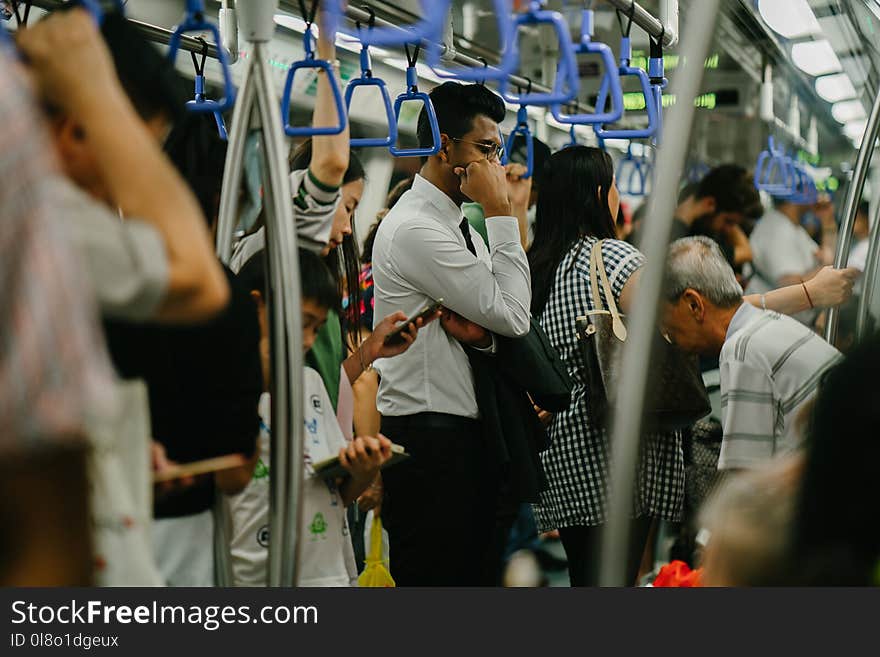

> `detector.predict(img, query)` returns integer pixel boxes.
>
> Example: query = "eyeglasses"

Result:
[449,137,505,162]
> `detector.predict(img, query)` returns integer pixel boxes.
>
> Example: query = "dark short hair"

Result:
[857,200,870,218]
[696,164,763,220]
[417,81,506,149]
[289,138,365,185]
[238,248,340,312]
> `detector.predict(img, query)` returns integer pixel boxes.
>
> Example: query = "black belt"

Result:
[381,412,480,433]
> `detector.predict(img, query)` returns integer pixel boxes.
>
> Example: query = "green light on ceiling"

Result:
[630,51,719,71]
[621,93,713,110]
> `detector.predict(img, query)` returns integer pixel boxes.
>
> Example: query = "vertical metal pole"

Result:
[856,199,880,340]
[216,62,255,264]
[598,0,721,587]
[252,49,306,587]
[212,42,256,591]
[825,91,880,346]
[214,0,305,587]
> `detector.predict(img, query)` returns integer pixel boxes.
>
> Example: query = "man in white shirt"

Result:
[747,197,837,324]
[372,81,532,586]
[661,237,842,471]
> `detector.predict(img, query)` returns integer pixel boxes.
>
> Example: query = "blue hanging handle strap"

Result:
[593,8,660,141]
[345,9,397,148]
[168,0,235,113]
[550,8,623,126]
[281,0,346,137]
[647,31,667,145]
[189,38,228,140]
[389,43,440,158]
[427,0,518,82]
[754,136,797,197]
[502,98,534,178]
[499,1,579,107]
[617,143,648,197]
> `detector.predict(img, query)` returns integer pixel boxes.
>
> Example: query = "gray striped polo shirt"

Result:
[718,303,842,470]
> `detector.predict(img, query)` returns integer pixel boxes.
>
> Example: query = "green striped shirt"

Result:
[718,303,841,469]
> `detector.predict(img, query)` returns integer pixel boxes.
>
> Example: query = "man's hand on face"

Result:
[454,159,512,218]
[17,9,123,117]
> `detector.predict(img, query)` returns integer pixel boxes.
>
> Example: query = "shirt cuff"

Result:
[484,215,521,249]
[302,168,341,206]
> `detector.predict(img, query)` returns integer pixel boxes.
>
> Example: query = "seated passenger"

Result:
[661,236,843,471]
[228,249,430,586]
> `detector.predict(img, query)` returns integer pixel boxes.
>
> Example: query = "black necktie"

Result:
[460,218,477,256]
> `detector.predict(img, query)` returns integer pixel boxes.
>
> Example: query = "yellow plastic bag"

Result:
[358,515,395,588]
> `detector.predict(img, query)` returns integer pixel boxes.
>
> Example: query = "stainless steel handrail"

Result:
[825,90,880,346]
[597,0,721,587]
[605,0,677,48]
[215,1,305,588]
[856,194,880,341]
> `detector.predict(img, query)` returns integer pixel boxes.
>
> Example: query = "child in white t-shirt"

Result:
[228,248,420,586]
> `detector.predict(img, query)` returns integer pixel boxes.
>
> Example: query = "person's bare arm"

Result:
[506,163,532,251]
[618,268,642,314]
[308,20,349,188]
[18,10,229,322]
[745,266,857,315]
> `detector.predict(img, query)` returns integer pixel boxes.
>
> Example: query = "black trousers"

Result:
[558,517,653,587]
[380,413,505,586]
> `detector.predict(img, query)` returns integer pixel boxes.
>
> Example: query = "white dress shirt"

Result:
[372,174,532,419]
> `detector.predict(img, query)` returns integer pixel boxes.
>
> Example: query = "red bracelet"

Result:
[802,281,814,309]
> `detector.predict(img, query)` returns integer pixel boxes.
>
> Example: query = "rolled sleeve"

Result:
[54,179,170,321]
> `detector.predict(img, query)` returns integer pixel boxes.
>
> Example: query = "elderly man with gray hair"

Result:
[660,236,842,470]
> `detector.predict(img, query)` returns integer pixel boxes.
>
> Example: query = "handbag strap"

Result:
[589,239,628,342]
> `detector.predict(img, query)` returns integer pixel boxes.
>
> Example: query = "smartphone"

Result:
[383,298,444,346]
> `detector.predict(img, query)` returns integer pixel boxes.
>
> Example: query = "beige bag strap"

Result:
[589,239,627,341]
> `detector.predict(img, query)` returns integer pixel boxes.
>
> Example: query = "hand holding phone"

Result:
[382,299,444,346]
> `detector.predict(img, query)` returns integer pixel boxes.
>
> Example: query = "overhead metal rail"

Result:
[605,0,677,48]
[26,0,224,58]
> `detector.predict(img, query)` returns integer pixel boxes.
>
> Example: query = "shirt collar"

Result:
[412,174,462,225]
[726,301,761,341]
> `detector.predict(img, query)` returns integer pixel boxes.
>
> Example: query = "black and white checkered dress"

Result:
[533,237,685,531]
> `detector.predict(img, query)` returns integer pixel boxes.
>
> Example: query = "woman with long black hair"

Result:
[528,146,684,586]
